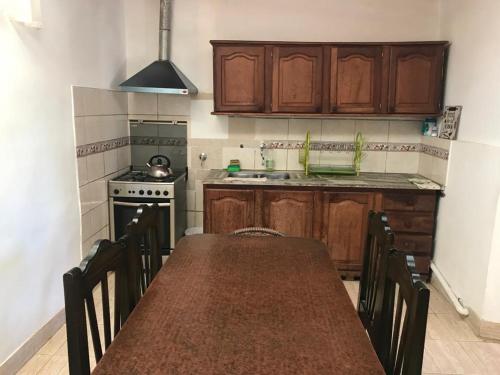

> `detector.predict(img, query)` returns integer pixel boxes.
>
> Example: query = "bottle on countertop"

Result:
[422,118,438,137]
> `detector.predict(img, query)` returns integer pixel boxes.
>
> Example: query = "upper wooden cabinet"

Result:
[388,45,445,114]
[330,46,383,113]
[211,41,448,117]
[213,45,266,112]
[271,46,323,113]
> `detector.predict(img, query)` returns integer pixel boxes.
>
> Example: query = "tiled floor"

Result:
[344,281,500,375]
[17,281,500,374]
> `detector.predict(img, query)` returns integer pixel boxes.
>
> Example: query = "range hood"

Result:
[120,0,197,95]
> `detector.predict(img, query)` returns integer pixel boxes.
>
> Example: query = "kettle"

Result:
[146,154,173,178]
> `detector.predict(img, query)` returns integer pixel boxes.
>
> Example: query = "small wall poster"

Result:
[439,106,462,140]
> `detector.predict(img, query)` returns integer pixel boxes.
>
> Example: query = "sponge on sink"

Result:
[227,159,241,172]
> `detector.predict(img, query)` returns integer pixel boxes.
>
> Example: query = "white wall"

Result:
[483,197,500,322]
[0,0,126,364]
[435,0,500,323]
[125,0,441,138]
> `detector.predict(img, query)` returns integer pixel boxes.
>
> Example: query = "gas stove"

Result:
[109,170,186,199]
[113,170,180,183]
[108,169,187,254]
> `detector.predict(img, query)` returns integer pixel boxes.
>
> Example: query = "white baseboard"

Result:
[479,319,500,341]
[0,309,65,375]
[467,309,500,341]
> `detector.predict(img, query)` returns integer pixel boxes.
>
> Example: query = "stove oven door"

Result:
[110,197,174,255]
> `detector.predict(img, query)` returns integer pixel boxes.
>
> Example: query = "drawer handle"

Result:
[404,221,412,228]
[404,241,410,247]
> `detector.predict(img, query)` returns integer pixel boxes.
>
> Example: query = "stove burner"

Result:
[115,170,179,183]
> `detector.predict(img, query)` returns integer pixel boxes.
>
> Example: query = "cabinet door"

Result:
[204,189,255,234]
[330,47,383,113]
[213,45,265,112]
[321,192,374,273]
[272,46,323,113]
[388,45,445,114]
[260,190,314,237]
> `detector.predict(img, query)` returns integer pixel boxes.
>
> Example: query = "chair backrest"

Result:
[377,251,430,375]
[125,204,162,294]
[358,211,394,337]
[117,234,143,312]
[231,227,285,237]
[63,240,131,375]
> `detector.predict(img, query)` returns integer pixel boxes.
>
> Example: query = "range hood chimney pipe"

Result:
[159,0,170,61]
[119,0,198,95]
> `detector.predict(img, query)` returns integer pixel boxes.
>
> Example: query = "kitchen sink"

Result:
[227,171,290,180]
[264,172,290,179]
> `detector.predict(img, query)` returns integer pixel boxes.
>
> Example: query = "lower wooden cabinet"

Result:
[204,189,255,234]
[203,185,438,278]
[382,192,438,279]
[258,190,315,238]
[321,192,374,275]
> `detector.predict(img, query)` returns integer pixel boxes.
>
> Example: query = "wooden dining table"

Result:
[92,234,384,374]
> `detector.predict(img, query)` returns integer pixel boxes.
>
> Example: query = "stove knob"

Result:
[113,189,119,194]
[155,190,161,196]
[139,190,144,195]
[147,190,152,195]
[163,191,169,196]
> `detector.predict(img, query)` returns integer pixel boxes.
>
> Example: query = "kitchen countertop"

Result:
[202,170,443,190]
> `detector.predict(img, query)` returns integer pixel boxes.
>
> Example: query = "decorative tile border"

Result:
[130,136,187,147]
[76,136,188,158]
[263,140,448,160]
[386,143,420,152]
[76,136,130,158]
[77,137,448,160]
[420,143,449,160]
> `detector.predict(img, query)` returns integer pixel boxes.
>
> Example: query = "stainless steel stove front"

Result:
[108,174,186,254]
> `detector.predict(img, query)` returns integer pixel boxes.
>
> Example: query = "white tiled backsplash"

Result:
[192,117,426,173]
[73,86,131,257]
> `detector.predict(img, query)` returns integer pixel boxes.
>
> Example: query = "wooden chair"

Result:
[358,211,394,340]
[125,204,163,295]
[231,227,285,237]
[63,239,132,375]
[376,250,430,375]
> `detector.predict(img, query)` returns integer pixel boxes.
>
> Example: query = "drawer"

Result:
[386,212,434,234]
[383,193,436,212]
[407,255,431,275]
[394,234,433,255]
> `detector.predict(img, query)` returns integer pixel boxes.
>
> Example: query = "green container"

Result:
[226,165,241,172]
[308,164,357,175]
